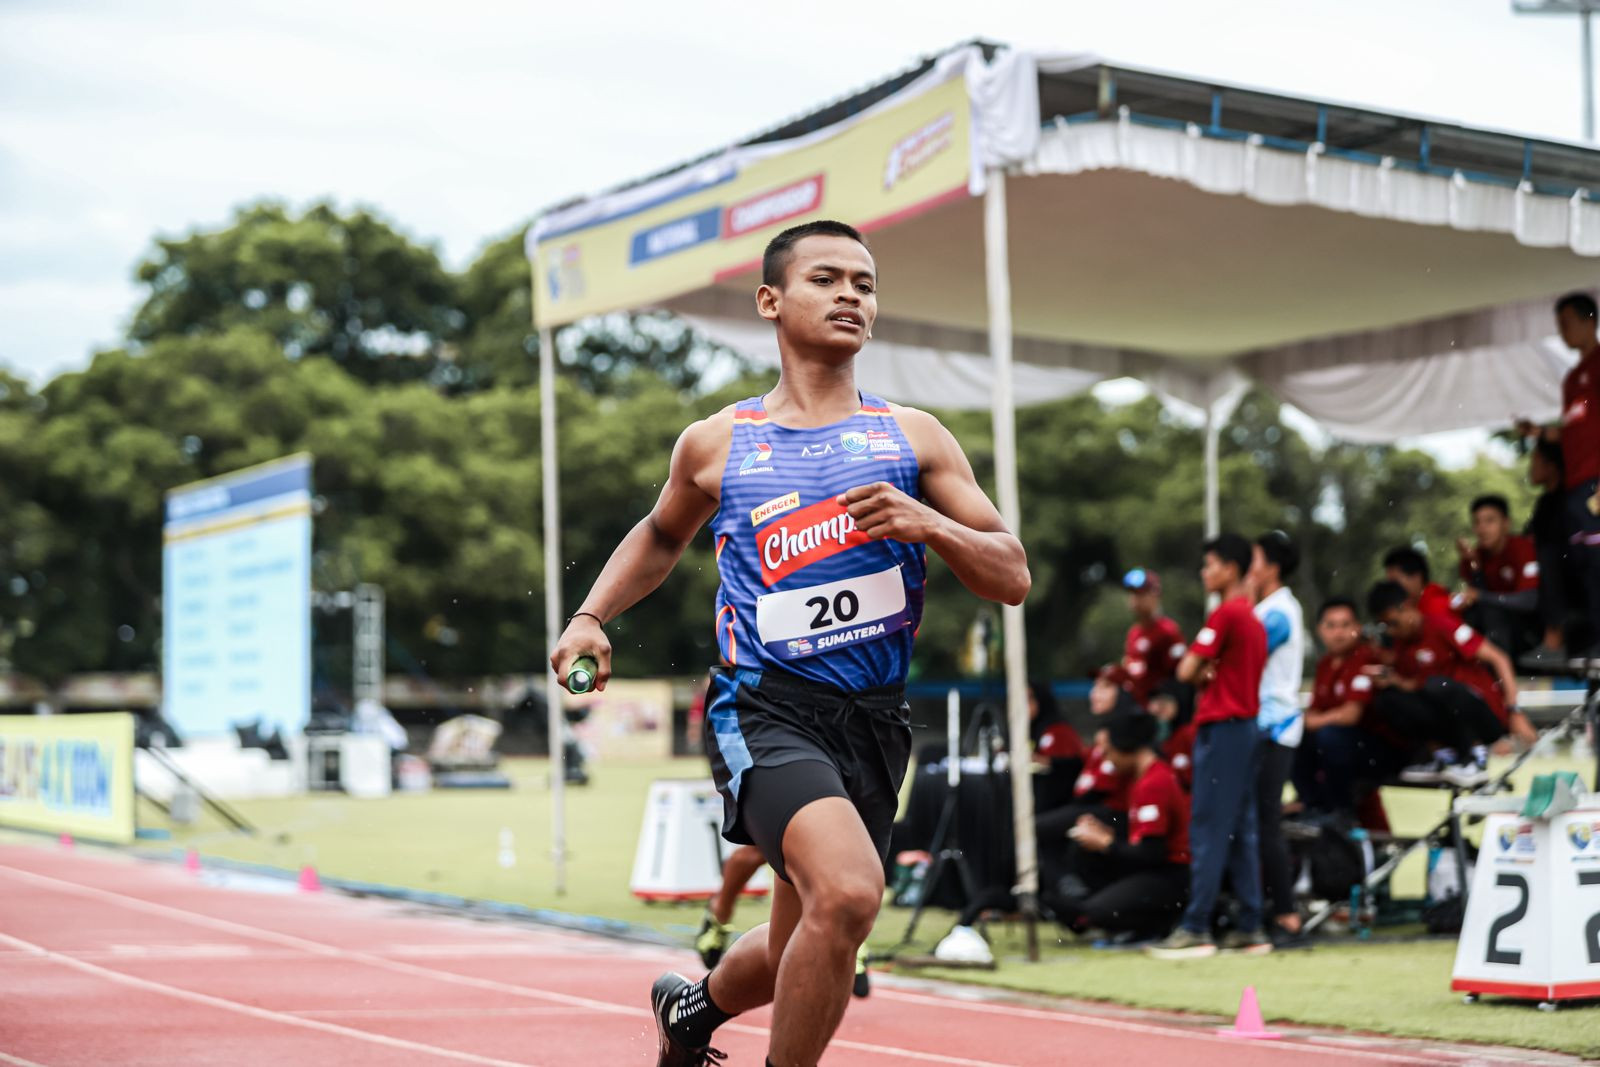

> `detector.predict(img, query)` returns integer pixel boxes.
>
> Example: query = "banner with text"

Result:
[0,712,136,843]
[531,72,972,327]
[164,454,313,738]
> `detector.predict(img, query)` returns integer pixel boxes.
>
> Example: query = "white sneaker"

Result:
[1441,762,1489,789]
[934,924,994,964]
[1400,760,1445,784]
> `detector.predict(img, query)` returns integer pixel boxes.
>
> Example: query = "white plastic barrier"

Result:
[629,779,772,902]
[1452,807,1600,1005]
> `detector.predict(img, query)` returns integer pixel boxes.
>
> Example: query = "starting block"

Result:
[1452,776,1600,1008]
[629,779,772,902]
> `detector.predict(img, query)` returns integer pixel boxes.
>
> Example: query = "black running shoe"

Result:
[651,972,727,1066]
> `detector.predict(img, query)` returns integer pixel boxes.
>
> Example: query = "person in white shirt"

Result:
[1248,531,1306,945]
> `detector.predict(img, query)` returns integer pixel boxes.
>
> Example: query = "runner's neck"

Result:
[764,361,861,428]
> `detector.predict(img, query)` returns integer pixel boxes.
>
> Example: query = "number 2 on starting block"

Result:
[1452,811,1600,1002]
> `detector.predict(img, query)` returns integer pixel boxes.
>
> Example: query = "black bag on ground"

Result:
[1303,824,1366,901]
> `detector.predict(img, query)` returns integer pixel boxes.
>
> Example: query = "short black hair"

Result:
[1470,494,1510,519]
[1366,580,1410,619]
[1106,710,1159,754]
[1556,292,1598,320]
[762,220,869,288]
[1317,597,1359,622]
[1255,530,1299,580]
[1202,532,1253,577]
[1382,545,1430,582]
[1535,436,1565,475]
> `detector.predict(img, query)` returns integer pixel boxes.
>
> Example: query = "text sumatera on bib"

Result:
[710,393,926,690]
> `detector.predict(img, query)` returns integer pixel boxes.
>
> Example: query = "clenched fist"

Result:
[836,482,943,544]
[550,614,612,693]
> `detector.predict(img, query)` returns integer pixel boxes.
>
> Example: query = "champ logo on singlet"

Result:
[756,497,871,585]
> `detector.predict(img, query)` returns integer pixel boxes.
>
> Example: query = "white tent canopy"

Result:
[527,41,1600,907]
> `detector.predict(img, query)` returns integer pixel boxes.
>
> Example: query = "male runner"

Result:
[549,220,1030,1067]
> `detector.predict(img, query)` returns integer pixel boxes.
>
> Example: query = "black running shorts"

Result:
[703,665,912,882]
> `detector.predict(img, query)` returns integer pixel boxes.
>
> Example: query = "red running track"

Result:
[0,841,1563,1066]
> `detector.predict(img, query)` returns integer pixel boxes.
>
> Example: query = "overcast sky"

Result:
[0,0,1589,466]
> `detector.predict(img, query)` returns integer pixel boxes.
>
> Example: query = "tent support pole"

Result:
[983,165,1039,961]
[1203,400,1221,539]
[538,323,568,896]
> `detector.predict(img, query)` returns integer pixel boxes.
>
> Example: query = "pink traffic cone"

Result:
[58,833,73,850]
[184,848,201,874]
[297,864,322,892]
[1219,986,1281,1039]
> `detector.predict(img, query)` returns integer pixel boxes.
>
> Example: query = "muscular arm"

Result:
[841,408,1030,605]
[549,414,727,690]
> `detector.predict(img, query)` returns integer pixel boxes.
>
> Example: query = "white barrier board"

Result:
[1452,809,1600,1002]
[630,779,772,902]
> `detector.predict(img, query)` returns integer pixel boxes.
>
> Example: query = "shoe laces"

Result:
[691,1048,728,1065]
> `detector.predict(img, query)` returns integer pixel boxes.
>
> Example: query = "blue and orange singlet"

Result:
[710,393,927,691]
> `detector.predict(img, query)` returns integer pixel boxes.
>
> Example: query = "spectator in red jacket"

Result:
[1367,581,1531,788]
[1121,569,1186,706]
[1384,546,1460,625]
[1454,495,1540,659]
[1295,598,1407,817]
[1516,292,1600,660]
[1147,533,1269,960]
[1148,680,1196,791]
[1042,711,1190,941]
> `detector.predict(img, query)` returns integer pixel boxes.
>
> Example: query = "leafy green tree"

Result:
[129,201,461,385]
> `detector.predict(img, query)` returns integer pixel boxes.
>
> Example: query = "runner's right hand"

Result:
[551,616,612,693]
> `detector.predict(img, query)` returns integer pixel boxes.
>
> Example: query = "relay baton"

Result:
[567,655,599,694]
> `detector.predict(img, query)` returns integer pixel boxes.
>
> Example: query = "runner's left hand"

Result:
[838,482,942,543]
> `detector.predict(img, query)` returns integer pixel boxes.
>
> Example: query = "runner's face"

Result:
[761,235,877,355]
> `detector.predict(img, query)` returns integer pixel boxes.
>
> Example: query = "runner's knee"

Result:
[802,867,883,942]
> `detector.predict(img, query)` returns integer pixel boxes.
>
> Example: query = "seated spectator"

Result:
[1121,569,1186,706]
[1383,546,1459,625]
[1295,598,1407,816]
[1149,680,1196,790]
[1029,679,1085,812]
[1036,667,1137,878]
[1525,438,1586,665]
[1366,581,1532,787]
[1041,711,1190,941]
[1454,495,1540,658]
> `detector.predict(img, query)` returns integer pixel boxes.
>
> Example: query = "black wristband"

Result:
[568,611,605,628]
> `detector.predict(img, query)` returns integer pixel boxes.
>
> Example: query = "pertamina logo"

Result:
[757,497,870,585]
[751,491,800,526]
[739,443,775,476]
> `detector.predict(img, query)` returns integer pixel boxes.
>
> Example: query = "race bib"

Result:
[755,566,910,660]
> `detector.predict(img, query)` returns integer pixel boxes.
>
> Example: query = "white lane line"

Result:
[288,1006,601,1020]
[0,863,1017,1065]
[0,1050,54,1067]
[0,930,536,1067]
[873,989,1475,1067]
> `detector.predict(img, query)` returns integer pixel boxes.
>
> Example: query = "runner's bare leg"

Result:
[711,844,767,925]
[769,797,884,1066]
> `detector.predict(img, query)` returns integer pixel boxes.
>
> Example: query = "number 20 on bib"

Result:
[754,566,911,661]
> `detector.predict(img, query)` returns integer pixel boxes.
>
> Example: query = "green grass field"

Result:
[142,751,1600,1057]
